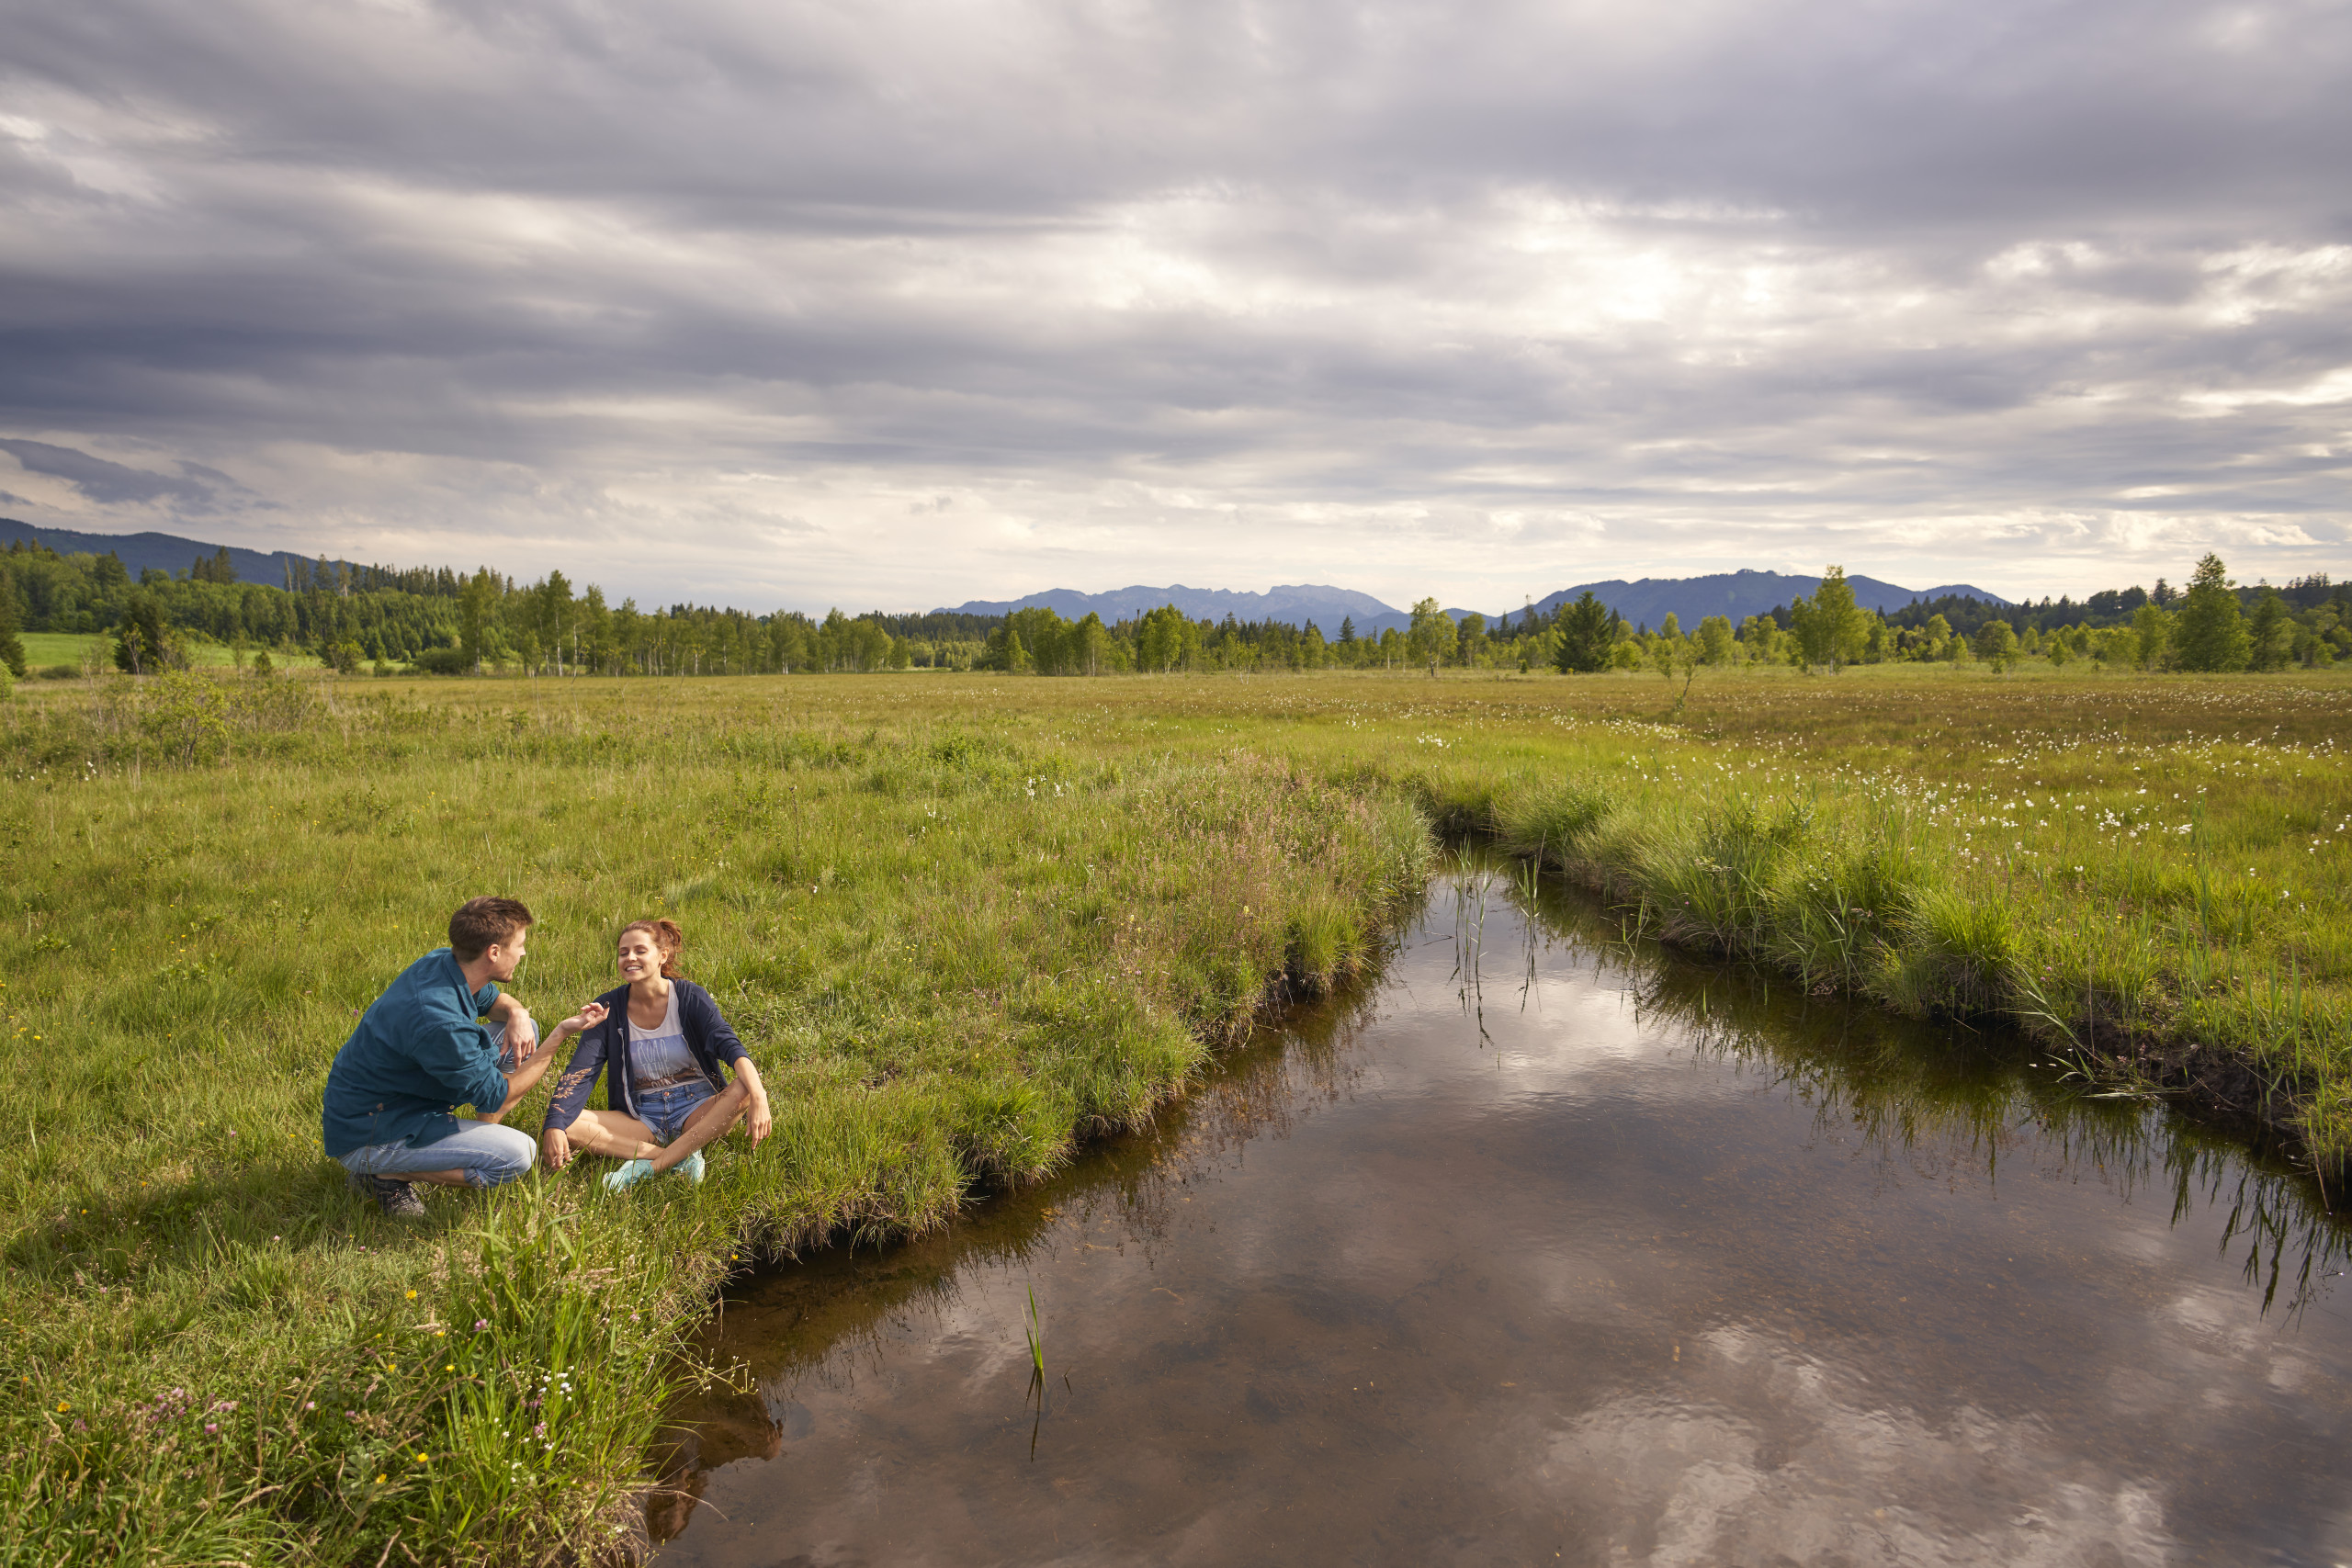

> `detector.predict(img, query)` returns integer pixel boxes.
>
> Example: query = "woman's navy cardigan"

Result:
[541,979,750,1134]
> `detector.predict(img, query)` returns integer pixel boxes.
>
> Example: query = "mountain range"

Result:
[1,518,368,588]
[6,517,2011,631]
[1520,570,2009,629]
[943,570,2010,636]
[944,582,1407,629]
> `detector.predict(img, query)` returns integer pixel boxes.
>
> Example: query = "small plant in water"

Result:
[1023,1285,1045,1378]
[1022,1284,1049,1460]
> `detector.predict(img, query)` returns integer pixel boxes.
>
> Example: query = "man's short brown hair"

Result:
[449,897,534,962]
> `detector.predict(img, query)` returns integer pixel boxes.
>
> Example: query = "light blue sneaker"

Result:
[602,1158,656,1194]
[676,1149,707,1185]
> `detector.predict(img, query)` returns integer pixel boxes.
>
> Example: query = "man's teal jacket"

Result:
[322,949,508,1156]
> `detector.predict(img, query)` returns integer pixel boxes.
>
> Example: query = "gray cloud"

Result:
[0,0,2345,609]
[0,436,217,506]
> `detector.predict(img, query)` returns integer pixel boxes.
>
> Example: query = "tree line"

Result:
[973,558,2349,678]
[1532,558,2349,677]
[2,538,2344,684]
[0,542,989,680]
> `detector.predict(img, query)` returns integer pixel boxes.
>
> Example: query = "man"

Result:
[323,896,552,1217]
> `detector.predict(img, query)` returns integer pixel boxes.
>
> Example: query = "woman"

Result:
[540,919,773,1191]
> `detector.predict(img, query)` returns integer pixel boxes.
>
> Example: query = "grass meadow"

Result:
[2,660,2346,1564]
[17,632,327,678]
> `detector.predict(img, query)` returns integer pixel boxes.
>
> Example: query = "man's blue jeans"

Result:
[337,1119,537,1189]
[335,1021,535,1189]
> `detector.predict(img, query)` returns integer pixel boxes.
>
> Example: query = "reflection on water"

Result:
[652,868,2352,1565]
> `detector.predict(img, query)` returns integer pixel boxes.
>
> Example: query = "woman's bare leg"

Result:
[644,1081,748,1173]
[481,1046,555,1123]
[564,1108,666,1163]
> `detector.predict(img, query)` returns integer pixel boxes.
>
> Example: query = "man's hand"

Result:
[490,992,539,1063]
[541,1126,571,1171]
[747,1092,773,1147]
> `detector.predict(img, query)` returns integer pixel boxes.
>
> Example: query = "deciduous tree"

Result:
[1789,566,1868,671]
[2245,587,2291,672]
[1406,598,1451,674]
[2130,603,2170,670]
[458,569,497,672]
[1694,615,1735,665]
[1972,618,2018,671]
[1455,611,1488,667]
[113,589,176,673]
[0,567,26,678]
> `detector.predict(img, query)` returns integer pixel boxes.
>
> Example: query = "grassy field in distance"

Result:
[17,630,326,675]
[1,662,2346,1564]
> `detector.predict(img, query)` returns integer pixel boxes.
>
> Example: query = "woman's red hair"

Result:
[618,918,684,978]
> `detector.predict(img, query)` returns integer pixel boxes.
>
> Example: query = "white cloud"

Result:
[1523,1323,2176,1565]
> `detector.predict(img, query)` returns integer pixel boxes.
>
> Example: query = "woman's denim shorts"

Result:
[634,1077,718,1143]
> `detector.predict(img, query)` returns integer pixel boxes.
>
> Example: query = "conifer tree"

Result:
[1552,592,1615,673]
[2171,554,2252,671]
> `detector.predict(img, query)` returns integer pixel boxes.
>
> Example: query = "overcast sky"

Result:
[2,0,2346,614]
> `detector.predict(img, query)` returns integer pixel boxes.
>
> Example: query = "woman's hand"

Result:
[558,1000,608,1036]
[734,1058,774,1147]
[541,1126,571,1171]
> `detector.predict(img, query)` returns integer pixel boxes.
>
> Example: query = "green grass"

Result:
[1,661,2347,1563]
[0,672,1427,1564]
[1393,668,2352,1155]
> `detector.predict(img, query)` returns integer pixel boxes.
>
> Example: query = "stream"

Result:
[650,868,2352,1565]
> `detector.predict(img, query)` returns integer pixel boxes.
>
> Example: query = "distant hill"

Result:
[1523,570,2011,630]
[0,518,371,587]
[942,571,2010,637]
[15,525,2013,635]
[941,582,1408,632]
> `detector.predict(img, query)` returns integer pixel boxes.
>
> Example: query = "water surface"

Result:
[654,873,2352,1565]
